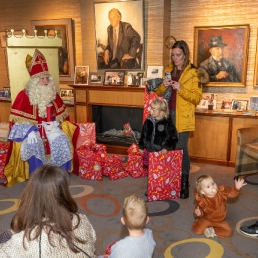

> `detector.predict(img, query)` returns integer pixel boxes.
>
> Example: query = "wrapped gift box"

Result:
[76,123,96,150]
[148,150,182,201]
[124,144,148,178]
[0,142,10,179]
[102,154,128,180]
[77,149,103,181]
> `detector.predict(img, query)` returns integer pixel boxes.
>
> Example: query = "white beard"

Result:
[26,77,56,118]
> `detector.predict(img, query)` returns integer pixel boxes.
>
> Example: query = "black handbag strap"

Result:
[38,231,92,258]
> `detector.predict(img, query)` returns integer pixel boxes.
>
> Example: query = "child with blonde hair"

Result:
[139,97,178,156]
[192,175,246,238]
[99,194,156,258]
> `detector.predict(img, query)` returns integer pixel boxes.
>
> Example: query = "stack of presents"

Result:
[0,121,182,202]
[75,122,183,201]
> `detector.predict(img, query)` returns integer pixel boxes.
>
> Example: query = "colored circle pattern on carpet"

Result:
[147,200,180,217]
[80,194,121,218]
[164,238,224,258]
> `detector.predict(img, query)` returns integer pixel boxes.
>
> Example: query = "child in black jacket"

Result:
[139,97,178,156]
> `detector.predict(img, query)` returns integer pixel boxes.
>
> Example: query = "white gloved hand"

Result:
[27,131,38,144]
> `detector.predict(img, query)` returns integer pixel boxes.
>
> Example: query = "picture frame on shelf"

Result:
[3,87,11,98]
[31,19,74,81]
[60,89,74,98]
[60,88,74,105]
[89,72,104,85]
[231,99,248,111]
[127,72,144,86]
[104,71,125,86]
[193,24,250,87]
[223,101,232,110]
[74,66,89,85]
[147,66,163,79]
[249,96,258,111]
[94,0,144,70]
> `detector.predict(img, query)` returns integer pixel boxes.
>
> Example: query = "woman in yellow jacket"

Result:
[156,40,203,199]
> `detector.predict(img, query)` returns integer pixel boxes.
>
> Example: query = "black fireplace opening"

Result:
[92,105,143,146]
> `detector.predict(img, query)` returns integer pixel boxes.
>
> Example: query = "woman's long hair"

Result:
[171,40,190,77]
[11,165,85,252]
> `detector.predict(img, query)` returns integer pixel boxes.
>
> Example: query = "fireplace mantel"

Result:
[70,85,145,122]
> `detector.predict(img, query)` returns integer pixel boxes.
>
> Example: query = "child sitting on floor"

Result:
[192,175,246,238]
[98,194,156,258]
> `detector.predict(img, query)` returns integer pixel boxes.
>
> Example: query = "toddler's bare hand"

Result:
[234,177,247,190]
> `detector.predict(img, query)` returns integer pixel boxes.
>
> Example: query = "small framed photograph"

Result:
[231,99,248,111]
[223,101,232,109]
[89,72,104,85]
[104,71,125,86]
[60,88,74,105]
[60,88,74,97]
[3,87,11,98]
[127,72,144,86]
[249,96,258,111]
[74,66,89,85]
[147,66,163,79]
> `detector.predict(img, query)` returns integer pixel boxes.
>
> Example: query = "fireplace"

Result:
[92,105,143,147]
[70,84,145,154]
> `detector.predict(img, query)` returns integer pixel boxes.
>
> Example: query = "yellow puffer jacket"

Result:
[156,62,202,133]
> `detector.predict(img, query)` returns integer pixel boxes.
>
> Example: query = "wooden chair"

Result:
[235,127,258,176]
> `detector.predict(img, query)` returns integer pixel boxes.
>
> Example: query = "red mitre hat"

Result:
[25,49,50,77]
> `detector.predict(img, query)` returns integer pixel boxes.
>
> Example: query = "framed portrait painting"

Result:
[94,0,144,70]
[31,19,74,81]
[74,66,89,85]
[194,24,250,87]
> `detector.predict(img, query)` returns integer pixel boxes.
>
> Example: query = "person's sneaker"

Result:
[204,227,216,238]
[240,221,258,237]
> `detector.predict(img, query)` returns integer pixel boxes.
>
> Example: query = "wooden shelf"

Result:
[189,112,258,166]
[70,85,145,122]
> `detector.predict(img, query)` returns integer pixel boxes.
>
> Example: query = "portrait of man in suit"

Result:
[200,36,240,82]
[95,1,144,70]
[194,25,249,87]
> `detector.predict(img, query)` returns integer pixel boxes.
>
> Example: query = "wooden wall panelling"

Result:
[0,101,11,123]
[189,114,229,165]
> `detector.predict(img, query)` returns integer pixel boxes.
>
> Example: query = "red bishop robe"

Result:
[9,89,69,154]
